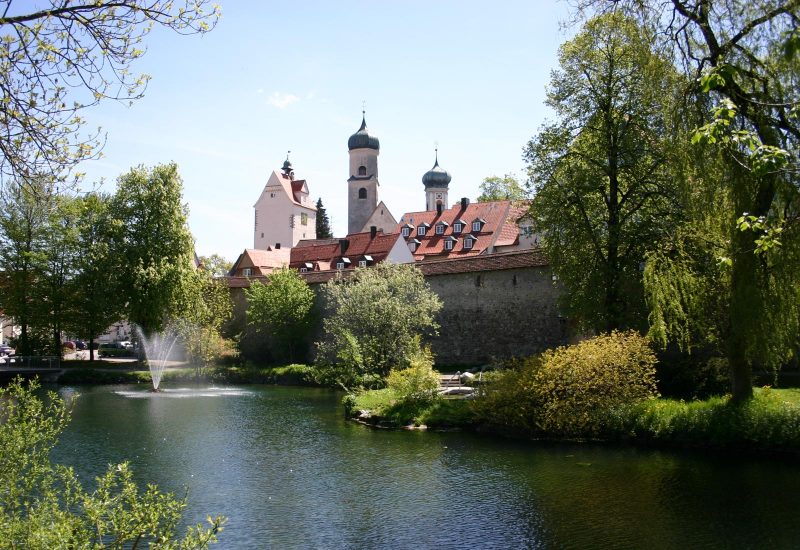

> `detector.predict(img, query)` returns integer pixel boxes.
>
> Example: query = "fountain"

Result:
[136,326,179,391]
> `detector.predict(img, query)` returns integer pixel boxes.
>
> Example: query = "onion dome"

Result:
[281,151,292,176]
[348,112,380,151]
[422,150,451,188]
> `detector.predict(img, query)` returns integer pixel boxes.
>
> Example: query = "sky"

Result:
[77,1,575,262]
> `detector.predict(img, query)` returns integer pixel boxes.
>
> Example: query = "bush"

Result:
[386,346,440,404]
[473,331,659,437]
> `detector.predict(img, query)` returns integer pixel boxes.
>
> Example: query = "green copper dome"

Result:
[422,151,451,188]
[348,113,380,151]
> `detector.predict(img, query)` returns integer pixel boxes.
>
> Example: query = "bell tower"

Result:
[422,148,451,213]
[347,111,380,234]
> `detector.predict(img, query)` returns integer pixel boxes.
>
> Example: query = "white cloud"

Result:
[268,92,300,109]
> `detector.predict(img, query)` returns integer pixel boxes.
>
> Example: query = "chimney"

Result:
[339,239,349,255]
[461,197,470,210]
[370,226,377,238]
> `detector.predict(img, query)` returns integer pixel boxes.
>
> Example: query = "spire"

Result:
[281,150,293,177]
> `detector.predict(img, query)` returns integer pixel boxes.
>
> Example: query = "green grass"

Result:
[347,388,473,429]
[621,387,800,450]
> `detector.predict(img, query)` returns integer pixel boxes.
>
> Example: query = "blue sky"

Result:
[79,1,573,262]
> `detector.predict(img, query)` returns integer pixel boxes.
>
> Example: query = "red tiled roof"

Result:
[289,231,402,271]
[417,248,548,276]
[229,248,291,277]
[396,200,530,260]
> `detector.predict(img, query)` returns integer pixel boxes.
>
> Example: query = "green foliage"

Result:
[315,263,442,391]
[245,267,315,363]
[476,174,526,202]
[110,163,201,335]
[0,1,220,188]
[625,388,800,450]
[386,345,440,404]
[0,378,224,548]
[524,12,683,332]
[315,197,333,239]
[474,332,659,437]
[198,254,233,278]
[347,388,473,428]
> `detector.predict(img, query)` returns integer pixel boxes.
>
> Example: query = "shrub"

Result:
[386,346,440,404]
[473,331,659,437]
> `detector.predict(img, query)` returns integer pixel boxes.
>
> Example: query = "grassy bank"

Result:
[56,363,322,387]
[348,386,800,453]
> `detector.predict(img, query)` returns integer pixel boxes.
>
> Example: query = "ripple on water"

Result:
[114,387,252,399]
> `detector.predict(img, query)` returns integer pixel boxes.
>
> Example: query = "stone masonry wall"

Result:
[425,266,567,367]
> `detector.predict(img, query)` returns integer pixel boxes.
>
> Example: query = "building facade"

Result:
[253,159,317,250]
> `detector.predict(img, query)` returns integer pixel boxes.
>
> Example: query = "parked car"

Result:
[118,340,133,349]
[98,342,132,358]
[75,340,87,350]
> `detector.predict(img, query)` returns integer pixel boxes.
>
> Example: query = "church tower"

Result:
[347,112,380,234]
[422,149,451,213]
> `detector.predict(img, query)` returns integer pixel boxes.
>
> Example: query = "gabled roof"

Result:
[229,248,291,277]
[396,200,532,260]
[289,231,405,271]
[257,170,317,210]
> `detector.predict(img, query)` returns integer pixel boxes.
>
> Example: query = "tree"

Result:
[69,192,123,360]
[0,177,54,355]
[315,198,333,239]
[110,163,200,336]
[0,378,224,547]
[315,263,442,391]
[0,1,220,189]
[477,174,527,202]
[245,267,314,363]
[199,254,233,278]
[525,12,683,332]
[577,0,800,401]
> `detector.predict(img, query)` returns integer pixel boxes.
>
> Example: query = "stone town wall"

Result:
[424,265,566,367]
[226,250,568,367]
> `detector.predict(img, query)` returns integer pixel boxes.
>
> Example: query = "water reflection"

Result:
[52,385,800,549]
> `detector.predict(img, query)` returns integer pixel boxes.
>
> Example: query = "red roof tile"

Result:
[289,231,403,271]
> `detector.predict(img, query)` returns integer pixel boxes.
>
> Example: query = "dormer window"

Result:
[472,218,486,232]
[300,267,308,273]
[444,236,457,251]
[463,236,475,250]
[359,255,373,268]
[336,262,345,270]
[408,238,421,252]
[358,260,367,267]
[435,221,449,235]
[401,224,413,238]
[452,219,465,233]
[417,223,430,237]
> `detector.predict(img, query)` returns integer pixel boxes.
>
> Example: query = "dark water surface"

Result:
[51,385,800,549]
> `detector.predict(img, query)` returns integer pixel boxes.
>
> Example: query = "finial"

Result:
[434,142,439,166]
[286,150,291,161]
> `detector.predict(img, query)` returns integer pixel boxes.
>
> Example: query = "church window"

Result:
[358,165,367,176]
[301,213,308,226]
[358,187,367,199]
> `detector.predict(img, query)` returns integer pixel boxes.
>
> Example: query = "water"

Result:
[136,327,180,390]
[52,385,800,549]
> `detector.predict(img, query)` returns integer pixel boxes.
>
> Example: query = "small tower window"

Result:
[358,187,367,199]
[358,165,367,176]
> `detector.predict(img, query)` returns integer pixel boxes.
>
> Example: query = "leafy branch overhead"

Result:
[0,0,220,188]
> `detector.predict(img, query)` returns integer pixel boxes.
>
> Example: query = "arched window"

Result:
[358,187,367,199]
[358,165,367,176]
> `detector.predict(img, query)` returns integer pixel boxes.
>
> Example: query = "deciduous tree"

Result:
[525,12,683,332]
[245,267,314,363]
[315,263,442,390]
[0,1,220,189]
[477,174,527,202]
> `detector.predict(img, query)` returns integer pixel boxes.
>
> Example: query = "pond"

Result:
[52,385,800,548]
